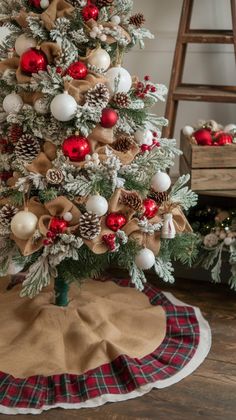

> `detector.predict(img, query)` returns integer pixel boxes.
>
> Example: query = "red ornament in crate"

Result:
[193,128,213,146]
[105,213,127,232]
[82,4,99,21]
[100,108,119,128]
[20,48,48,75]
[143,198,159,219]
[67,61,88,80]
[216,132,233,146]
[62,135,91,162]
[49,217,69,234]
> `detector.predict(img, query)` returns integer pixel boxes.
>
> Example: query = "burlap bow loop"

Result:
[26,152,53,176]
[123,215,162,256]
[86,19,131,45]
[64,72,107,105]
[108,188,143,219]
[159,201,192,233]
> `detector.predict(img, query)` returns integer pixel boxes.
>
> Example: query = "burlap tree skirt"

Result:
[0,277,211,415]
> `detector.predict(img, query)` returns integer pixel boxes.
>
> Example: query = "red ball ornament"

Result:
[82,4,99,21]
[67,61,88,80]
[20,48,48,75]
[62,135,91,162]
[143,198,159,219]
[105,213,127,232]
[216,132,233,146]
[193,128,213,146]
[49,217,69,234]
[100,108,119,128]
[29,0,42,8]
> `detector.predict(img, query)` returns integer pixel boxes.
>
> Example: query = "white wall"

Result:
[125,0,236,175]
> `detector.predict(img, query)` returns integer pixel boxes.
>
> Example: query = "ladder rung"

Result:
[173,84,236,103]
[181,29,234,44]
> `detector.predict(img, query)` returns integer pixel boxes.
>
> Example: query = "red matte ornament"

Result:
[143,198,159,219]
[82,4,99,21]
[49,217,69,234]
[20,48,48,75]
[100,108,119,128]
[193,128,213,146]
[216,133,233,146]
[105,213,127,232]
[67,61,88,80]
[62,135,91,162]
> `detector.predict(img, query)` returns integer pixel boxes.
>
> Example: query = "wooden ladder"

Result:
[163,0,236,139]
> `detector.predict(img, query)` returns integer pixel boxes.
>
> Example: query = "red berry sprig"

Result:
[135,75,157,99]
[102,233,117,252]
[43,217,68,246]
[141,132,160,153]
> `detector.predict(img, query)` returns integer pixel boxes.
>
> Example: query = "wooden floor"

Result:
[2,277,236,420]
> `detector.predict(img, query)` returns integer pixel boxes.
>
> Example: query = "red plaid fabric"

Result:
[0,280,200,411]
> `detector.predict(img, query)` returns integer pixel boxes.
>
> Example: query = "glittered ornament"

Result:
[100,108,118,128]
[82,4,99,21]
[49,217,68,234]
[106,66,132,94]
[216,133,233,146]
[11,210,38,240]
[135,248,155,270]
[20,48,48,75]
[143,198,159,219]
[105,212,127,232]
[3,93,23,114]
[151,171,171,193]
[62,135,91,162]
[193,128,212,146]
[67,61,88,80]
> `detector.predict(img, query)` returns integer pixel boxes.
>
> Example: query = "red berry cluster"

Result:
[102,233,117,251]
[0,138,14,154]
[135,75,157,99]
[43,217,69,246]
[141,131,160,153]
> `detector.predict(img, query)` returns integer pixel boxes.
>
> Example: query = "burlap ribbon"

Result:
[64,72,107,105]
[12,196,80,256]
[86,19,131,45]
[14,0,74,31]
[159,201,192,233]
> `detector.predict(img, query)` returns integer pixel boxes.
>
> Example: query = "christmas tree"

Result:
[0,0,199,306]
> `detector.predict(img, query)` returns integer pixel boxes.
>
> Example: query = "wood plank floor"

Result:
[1,277,236,420]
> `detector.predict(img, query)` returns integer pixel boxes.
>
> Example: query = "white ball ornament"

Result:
[151,171,171,193]
[134,129,153,146]
[3,93,23,114]
[106,66,132,94]
[183,125,194,137]
[40,0,50,8]
[88,48,111,71]
[63,212,73,222]
[86,195,108,217]
[50,92,77,122]
[34,97,49,115]
[111,15,121,25]
[135,248,155,270]
[15,34,37,56]
[11,211,38,240]
[224,124,236,133]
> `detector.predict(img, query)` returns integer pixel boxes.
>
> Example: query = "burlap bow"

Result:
[159,201,192,233]
[64,72,107,105]
[12,196,81,256]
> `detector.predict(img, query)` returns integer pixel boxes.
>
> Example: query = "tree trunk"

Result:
[54,277,69,307]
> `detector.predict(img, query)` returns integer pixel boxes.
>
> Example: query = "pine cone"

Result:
[112,134,134,152]
[0,204,18,226]
[119,191,143,212]
[129,13,145,28]
[96,0,114,7]
[85,83,110,108]
[79,211,101,240]
[15,134,41,162]
[46,168,64,185]
[149,190,169,205]
[112,92,131,108]
[8,124,23,143]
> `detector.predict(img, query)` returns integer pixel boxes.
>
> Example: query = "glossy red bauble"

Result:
[100,108,119,128]
[193,128,213,146]
[82,4,99,21]
[49,217,69,234]
[105,213,127,232]
[143,198,159,219]
[67,61,88,80]
[62,135,91,162]
[29,0,42,8]
[216,133,233,146]
[20,48,48,75]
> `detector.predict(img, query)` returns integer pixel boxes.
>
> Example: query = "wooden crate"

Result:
[179,131,236,192]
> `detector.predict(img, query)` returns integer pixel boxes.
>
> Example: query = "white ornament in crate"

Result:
[183,125,194,137]
[88,48,111,71]
[224,124,236,133]
[134,129,153,146]
[106,66,132,94]
[50,92,77,122]
[3,93,23,114]
[11,211,38,240]
[135,248,155,270]
[161,213,176,239]
[15,34,37,56]
[86,195,108,217]
[151,171,171,193]
[34,97,49,115]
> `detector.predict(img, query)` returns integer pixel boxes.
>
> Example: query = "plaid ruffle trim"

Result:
[0,279,205,413]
